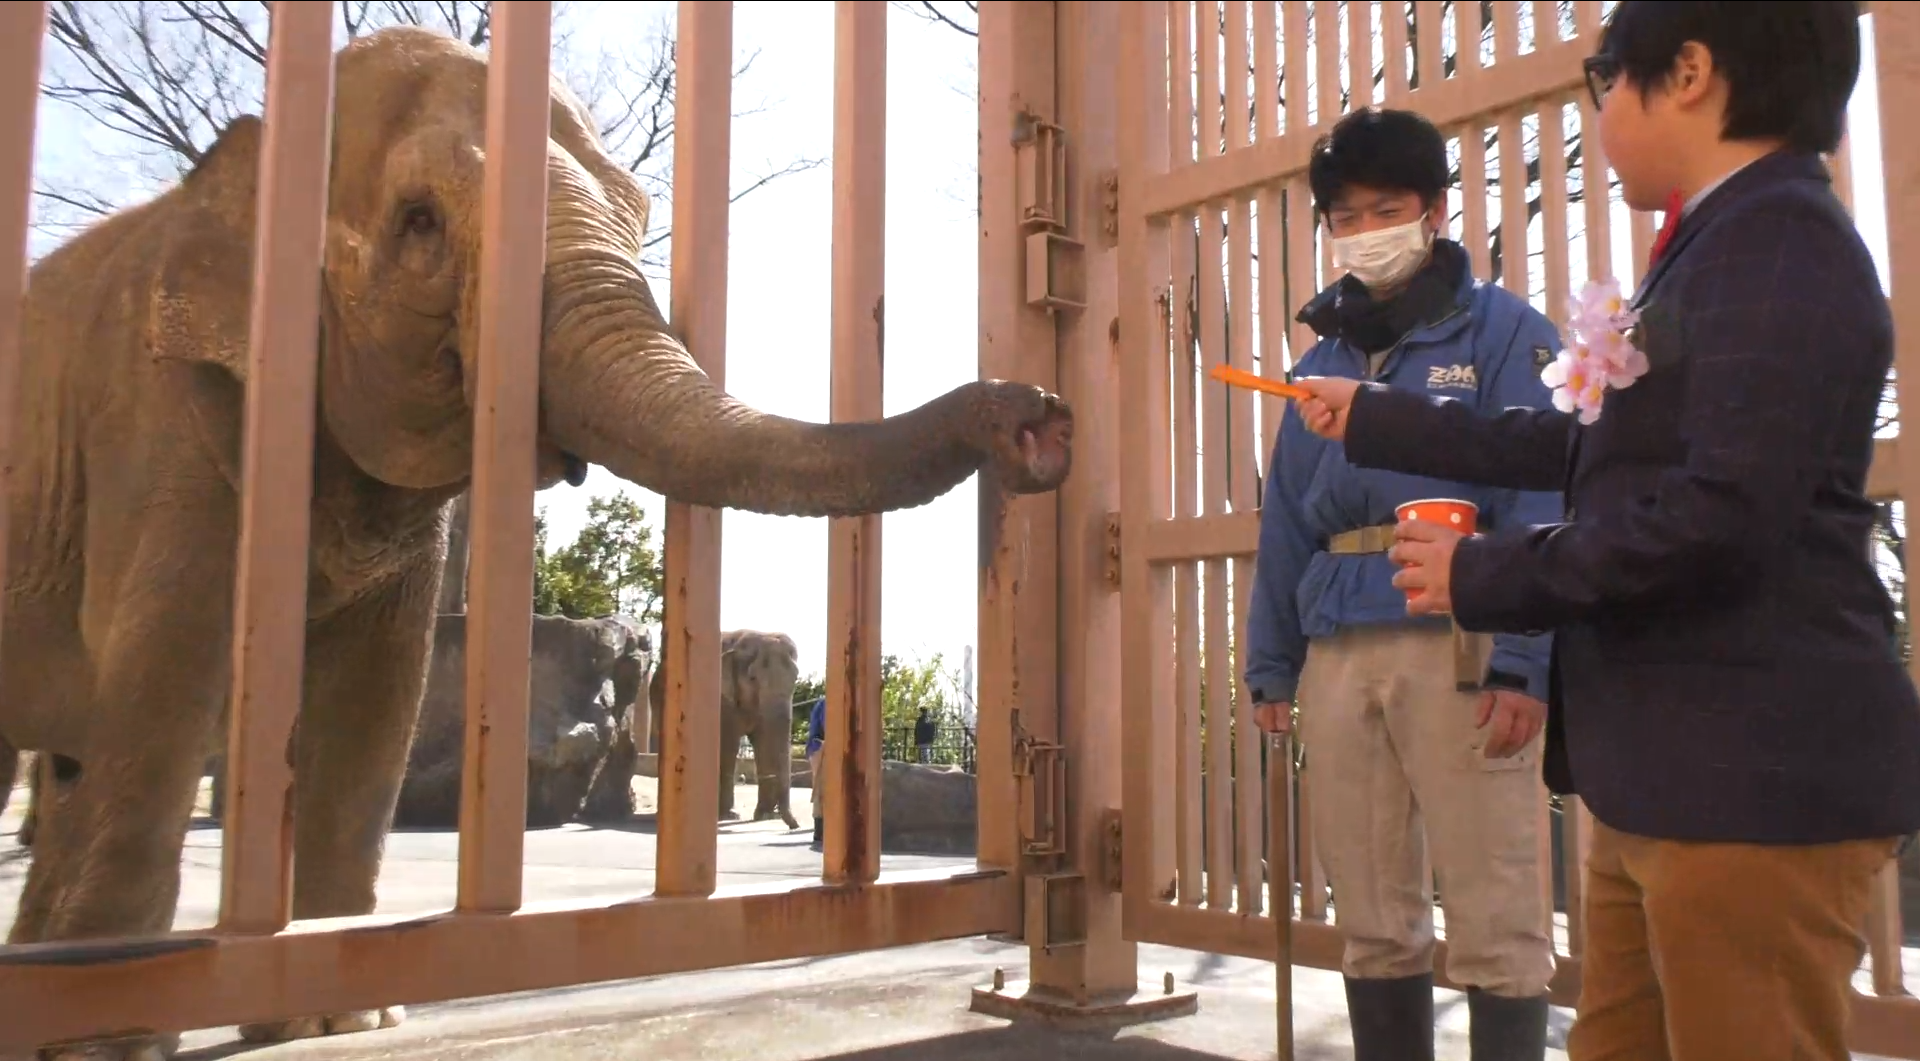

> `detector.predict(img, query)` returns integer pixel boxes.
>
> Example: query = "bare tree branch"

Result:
[891,1,977,38]
[33,0,821,272]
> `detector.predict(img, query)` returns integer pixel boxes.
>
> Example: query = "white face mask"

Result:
[1330,219,1435,291]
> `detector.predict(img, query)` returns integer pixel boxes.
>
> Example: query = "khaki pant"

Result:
[1299,624,1555,997]
[1569,820,1895,1061]
[808,749,824,821]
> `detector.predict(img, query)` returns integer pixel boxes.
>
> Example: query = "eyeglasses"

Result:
[1584,54,1620,109]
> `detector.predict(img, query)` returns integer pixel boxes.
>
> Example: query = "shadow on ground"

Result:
[811,1025,1351,1061]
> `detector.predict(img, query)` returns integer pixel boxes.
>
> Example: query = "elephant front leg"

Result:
[749,728,797,830]
[717,718,745,822]
[19,504,235,1060]
[234,569,436,1046]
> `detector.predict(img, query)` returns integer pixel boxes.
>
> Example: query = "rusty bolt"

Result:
[1163,972,1175,995]
[994,968,1006,991]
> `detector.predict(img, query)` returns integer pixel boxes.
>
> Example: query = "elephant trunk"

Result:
[533,190,1071,517]
[751,708,796,829]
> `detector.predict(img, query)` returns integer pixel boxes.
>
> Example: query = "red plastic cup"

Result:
[1393,499,1478,601]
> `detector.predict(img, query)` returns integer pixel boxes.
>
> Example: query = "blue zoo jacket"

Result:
[805,697,827,757]
[1243,267,1563,706]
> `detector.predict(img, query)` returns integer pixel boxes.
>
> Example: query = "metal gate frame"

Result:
[1115,3,1920,1057]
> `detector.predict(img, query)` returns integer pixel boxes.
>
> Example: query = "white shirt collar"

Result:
[1682,159,1757,218]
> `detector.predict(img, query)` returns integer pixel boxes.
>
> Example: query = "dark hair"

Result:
[1598,1,1860,155]
[1306,108,1450,215]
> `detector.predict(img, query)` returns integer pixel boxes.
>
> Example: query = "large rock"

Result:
[395,613,651,829]
[880,760,976,856]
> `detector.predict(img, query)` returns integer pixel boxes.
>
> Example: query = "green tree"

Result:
[793,673,827,707]
[881,652,963,730]
[784,656,964,744]
[789,674,827,745]
[532,495,664,624]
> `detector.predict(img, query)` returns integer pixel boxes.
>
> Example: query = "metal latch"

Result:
[1013,108,1085,314]
[1013,732,1067,858]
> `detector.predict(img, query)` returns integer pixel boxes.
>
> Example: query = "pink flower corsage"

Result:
[1539,278,1649,425]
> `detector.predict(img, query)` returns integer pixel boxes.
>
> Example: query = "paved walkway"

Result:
[0,781,1895,1059]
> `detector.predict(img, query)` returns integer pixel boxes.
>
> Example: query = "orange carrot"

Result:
[1208,363,1313,401]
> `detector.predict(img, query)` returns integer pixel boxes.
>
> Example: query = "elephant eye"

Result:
[396,201,441,238]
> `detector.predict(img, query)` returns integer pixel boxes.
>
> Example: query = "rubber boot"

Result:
[810,817,824,850]
[1466,987,1550,1061]
[1344,973,1436,1061]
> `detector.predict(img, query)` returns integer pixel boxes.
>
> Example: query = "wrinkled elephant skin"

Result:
[0,25,1071,1059]
[648,629,802,831]
[396,612,651,830]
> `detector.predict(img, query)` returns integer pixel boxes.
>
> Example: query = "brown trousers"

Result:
[1569,819,1897,1061]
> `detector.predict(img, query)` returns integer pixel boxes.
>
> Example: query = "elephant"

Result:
[0,26,1071,1059]
[394,612,651,829]
[647,629,803,830]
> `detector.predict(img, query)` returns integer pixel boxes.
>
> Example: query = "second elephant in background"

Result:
[648,629,801,830]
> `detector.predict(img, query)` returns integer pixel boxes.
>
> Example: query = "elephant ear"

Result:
[146,116,272,382]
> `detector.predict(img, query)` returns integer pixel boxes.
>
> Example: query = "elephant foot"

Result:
[720,809,741,822]
[36,1032,179,1061]
[237,1006,404,1044]
[780,809,799,830]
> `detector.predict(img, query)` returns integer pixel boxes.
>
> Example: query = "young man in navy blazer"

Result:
[1292,4,1920,1058]
[1244,107,1563,1061]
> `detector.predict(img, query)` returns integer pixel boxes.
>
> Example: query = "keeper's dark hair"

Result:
[1306,108,1449,216]
[1597,1,1861,155]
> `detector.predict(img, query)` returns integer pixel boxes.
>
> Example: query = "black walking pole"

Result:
[1268,730,1295,1061]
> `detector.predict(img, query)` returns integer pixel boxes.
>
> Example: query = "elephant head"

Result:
[150,26,1072,514]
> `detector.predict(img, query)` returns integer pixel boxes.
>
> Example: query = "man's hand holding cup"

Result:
[1388,499,1475,616]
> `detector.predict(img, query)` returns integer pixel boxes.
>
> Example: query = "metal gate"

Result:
[0,2,1020,1051]
[1113,2,1920,1056]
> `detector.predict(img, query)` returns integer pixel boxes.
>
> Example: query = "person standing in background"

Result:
[804,696,826,852]
[913,708,936,764]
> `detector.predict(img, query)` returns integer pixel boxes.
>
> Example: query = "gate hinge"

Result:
[1102,512,1122,589]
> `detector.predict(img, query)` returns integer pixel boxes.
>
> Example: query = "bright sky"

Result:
[529,3,984,680]
[23,5,1895,683]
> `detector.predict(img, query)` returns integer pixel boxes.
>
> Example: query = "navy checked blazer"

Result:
[1340,151,1920,845]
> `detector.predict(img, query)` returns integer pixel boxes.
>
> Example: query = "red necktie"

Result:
[1647,189,1685,270]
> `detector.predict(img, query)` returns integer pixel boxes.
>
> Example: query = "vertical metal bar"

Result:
[1224,0,1263,917]
[823,0,887,887]
[1118,0,1175,935]
[977,0,1061,877]
[654,0,732,898]
[1167,0,1205,909]
[456,0,551,914]
[0,0,44,665]
[1036,0,1141,1000]
[220,0,337,934]
[1268,732,1295,1060]
[1497,111,1528,296]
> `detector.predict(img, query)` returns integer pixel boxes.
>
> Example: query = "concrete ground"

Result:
[0,779,1898,1059]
